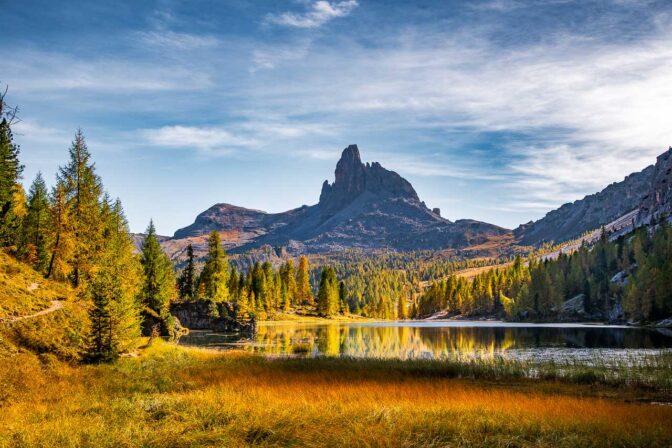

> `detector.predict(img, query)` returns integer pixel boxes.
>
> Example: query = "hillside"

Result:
[0,251,87,361]
[514,165,654,245]
[515,147,672,245]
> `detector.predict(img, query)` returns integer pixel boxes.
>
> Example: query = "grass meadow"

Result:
[1,340,671,447]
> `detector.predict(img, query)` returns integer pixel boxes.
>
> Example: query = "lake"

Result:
[177,320,672,363]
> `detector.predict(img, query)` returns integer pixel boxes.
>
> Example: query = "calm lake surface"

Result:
[178,321,672,363]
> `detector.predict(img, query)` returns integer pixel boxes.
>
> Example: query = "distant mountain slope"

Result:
[637,147,672,226]
[514,161,656,245]
[170,145,511,254]
[515,147,672,246]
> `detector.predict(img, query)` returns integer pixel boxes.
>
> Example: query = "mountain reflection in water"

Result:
[178,321,672,361]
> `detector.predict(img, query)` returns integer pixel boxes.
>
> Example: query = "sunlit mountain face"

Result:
[3,0,672,236]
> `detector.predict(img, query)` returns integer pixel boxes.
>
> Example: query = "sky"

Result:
[2,0,672,235]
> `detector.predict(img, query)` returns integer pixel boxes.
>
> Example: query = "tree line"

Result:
[417,225,672,323]
[173,231,344,319]
[0,92,353,363]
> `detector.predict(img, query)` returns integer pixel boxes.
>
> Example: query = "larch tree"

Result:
[280,260,297,306]
[46,183,75,281]
[296,255,313,306]
[199,231,229,302]
[57,130,103,287]
[139,220,175,314]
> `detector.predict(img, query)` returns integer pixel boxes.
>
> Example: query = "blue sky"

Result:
[2,0,672,235]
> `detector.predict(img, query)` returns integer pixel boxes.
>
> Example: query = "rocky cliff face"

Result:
[174,203,268,239]
[637,147,672,226]
[167,145,510,254]
[515,163,655,245]
[318,145,420,221]
[515,146,672,246]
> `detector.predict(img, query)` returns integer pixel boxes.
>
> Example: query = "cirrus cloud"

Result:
[265,1,359,29]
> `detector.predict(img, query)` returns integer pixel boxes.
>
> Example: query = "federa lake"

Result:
[178,321,672,364]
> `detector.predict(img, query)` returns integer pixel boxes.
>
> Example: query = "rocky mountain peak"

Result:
[319,145,421,218]
[334,144,365,183]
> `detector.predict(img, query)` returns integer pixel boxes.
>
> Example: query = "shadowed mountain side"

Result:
[515,147,672,246]
[168,145,511,254]
[515,163,655,246]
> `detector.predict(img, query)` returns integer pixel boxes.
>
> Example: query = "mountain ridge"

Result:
[515,146,672,245]
[168,145,510,254]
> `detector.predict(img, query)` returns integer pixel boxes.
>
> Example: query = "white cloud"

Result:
[2,50,213,93]
[238,20,672,213]
[142,126,257,153]
[140,121,335,155]
[136,31,220,50]
[265,1,358,29]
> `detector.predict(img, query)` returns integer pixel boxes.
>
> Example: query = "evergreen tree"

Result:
[86,199,142,362]
[0,96,24,248]
[397,291,408,320]
[177,244,196,300]
[139,220,175,314]
[22,172,50,271]
[317,266,340,317]
[199,231,229,301]
[339,281,349,314]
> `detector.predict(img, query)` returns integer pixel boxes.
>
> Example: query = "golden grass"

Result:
[267,310,374,323]
[1,341,670,447]
[0,251,73,319]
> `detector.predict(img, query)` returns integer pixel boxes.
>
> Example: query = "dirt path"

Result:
[0,300,65,324]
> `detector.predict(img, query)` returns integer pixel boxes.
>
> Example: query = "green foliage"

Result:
[21,172,50,272]
[86,198,142,362]
[0,102,24,249]
[317,267,339,317]
[177,244,196,300]
[56,130,103,287]
[418,256,528,318]
[140,220,175,313]
[198,231,229,302]
[0,117,145,361]
[419,224,672,323]
[623,223,672,322]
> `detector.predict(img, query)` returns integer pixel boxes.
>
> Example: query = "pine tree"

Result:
[57,130,103,287]
[177,244,196,300]
[296,255,313,306]
[199,231,229,302]
[339,281,349,314]
[22,172,50,271]
[0,96,24,248]
[86,199,142,362]
[317,266,340,317]
[139,220,175,314]
[397,291,408,320]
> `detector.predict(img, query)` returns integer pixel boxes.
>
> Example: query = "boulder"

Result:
[170,300,255,334]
